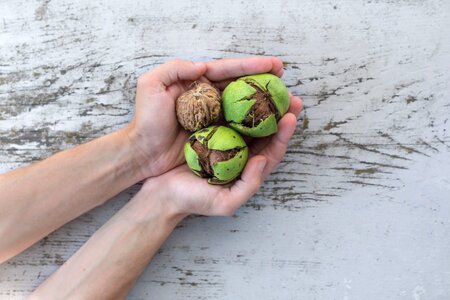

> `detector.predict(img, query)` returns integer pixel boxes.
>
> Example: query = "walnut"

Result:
[176,82,221,132]
[184,126,248,185]
[222,73,290,137]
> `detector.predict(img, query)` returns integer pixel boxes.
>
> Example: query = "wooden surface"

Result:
[1,0,450,299]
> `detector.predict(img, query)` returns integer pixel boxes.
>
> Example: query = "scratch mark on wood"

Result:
[354,167,378,175]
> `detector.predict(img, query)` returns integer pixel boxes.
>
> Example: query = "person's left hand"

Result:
[125,57,286,179]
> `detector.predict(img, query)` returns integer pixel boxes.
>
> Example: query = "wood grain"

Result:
[1,0,449,299]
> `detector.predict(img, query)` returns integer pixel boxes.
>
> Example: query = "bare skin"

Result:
[0,57,303,299]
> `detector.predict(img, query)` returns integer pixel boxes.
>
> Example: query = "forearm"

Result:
[29,185,184,300]
[0,127,145,262]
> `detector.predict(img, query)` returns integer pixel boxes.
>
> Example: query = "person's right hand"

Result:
[135,93,303,218]
[125,57,286,179]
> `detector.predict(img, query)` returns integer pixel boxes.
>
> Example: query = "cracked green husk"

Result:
[222,73,289,137]
[184,126,249,185]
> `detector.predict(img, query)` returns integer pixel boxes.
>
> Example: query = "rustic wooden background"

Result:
[1,0,450,299]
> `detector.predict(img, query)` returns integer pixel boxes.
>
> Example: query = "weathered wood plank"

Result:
[1,0,449,299]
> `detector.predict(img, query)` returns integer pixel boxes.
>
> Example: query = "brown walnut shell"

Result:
[176,82,221,132]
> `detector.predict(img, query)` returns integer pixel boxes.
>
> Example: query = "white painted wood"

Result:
[1,0,449,299]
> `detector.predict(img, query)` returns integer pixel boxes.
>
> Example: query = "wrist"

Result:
[124,180,188,228]
[122,123,156,179]
[117,125,151,181]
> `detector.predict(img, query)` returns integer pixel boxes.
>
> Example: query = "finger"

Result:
[213,156,267,215]
[247,113,297,178]
[261,113,297,178]
[213,64,287,90]
[205,57,284,82]
[143,59,207,88]
[249,112,298,156]
[248,94,302,154]
[288,94,303,117]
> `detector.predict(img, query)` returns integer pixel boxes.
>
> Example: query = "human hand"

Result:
[139,93,303,217]
[125,57,287,179]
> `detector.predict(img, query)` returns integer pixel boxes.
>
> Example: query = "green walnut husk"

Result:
[184,126,249,185]
[222,73,290,137]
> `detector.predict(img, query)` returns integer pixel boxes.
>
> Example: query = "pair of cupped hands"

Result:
[125,57,303,217]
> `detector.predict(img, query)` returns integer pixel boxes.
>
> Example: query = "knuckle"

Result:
[137,73,165,93]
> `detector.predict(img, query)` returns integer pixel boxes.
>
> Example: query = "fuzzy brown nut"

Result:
[176,82,221,132]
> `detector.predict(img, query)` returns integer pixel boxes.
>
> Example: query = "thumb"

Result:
[212,156,267,216]
[149,59,207,87]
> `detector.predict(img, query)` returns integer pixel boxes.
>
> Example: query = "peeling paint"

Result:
[1,0,450,298]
